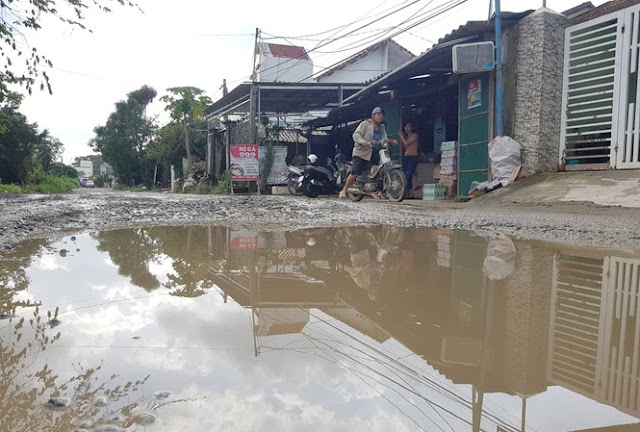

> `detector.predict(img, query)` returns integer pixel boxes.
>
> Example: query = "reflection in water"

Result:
[1,225,640,431]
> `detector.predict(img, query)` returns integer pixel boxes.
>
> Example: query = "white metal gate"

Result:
[598,257,640,417]
[560,6,640,170]
[617,6,640,168]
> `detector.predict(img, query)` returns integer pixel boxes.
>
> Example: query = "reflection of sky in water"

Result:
[1,230,637,431]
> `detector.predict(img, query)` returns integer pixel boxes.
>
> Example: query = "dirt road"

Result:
[1,189,639,251]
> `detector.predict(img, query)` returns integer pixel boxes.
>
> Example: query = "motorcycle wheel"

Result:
[287,178,303,196]
[347,190,364,202]
[384,169,407,202]
[302,179,320,198]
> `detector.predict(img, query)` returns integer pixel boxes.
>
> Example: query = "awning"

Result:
[206,82,366,118]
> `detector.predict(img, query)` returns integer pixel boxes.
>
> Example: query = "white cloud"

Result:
[13,0,610,163]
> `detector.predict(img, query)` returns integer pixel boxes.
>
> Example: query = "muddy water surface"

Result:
[1,225,639,431]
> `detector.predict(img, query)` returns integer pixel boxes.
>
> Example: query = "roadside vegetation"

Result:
[0,94,81,194]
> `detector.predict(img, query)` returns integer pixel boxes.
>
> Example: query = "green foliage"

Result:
[49,162,80,179]
[25,175,79,193]
[259,143,274,189]
[90,85,157,187]
[0,0,139,100]
[0,184,22,193]
[0,96,66,185]
[0,105,41,183]
[160,87,211,175]
[212,170,231,194]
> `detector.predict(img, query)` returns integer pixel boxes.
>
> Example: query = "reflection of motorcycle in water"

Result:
[347,140,406,202]
[302,148,351,198]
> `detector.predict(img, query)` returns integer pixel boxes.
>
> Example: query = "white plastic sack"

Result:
[488,136,521,186]
[482,234,517,281]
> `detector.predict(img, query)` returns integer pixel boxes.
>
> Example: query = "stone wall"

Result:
[500,241,554,396]
[513,9,567,174]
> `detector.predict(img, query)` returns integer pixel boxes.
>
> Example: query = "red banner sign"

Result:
[230,144,259,181]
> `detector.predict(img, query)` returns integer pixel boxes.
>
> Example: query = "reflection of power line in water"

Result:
[302,309,530,432]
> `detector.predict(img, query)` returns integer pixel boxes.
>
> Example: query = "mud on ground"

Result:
[1,189,639,251]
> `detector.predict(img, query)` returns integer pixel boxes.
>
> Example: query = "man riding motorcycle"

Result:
[339,107,390,199]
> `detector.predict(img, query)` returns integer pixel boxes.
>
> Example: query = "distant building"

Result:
[257,43,313,83]
[316,39,415,85]
[73,159,93,178]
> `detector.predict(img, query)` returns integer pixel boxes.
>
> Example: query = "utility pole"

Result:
[250,28,260,146]
[495,0,504,136]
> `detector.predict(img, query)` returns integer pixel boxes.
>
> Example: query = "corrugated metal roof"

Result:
[277,129,307,144]
[571,0,640,24]
[315,39,415,81]
[265,43,311,60]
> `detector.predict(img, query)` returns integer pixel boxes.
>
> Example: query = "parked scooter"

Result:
[347,140,407,202]
[302,148,351,198]
[285,164,305,196]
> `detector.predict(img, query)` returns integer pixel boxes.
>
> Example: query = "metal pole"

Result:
[495,0,504,136]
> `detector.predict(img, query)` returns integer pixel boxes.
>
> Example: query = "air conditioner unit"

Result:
[453,41,495,74]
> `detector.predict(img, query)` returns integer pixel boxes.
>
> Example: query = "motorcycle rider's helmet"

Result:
[307,154,318,164]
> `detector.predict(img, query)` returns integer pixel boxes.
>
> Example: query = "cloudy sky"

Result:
[12,0,609,163]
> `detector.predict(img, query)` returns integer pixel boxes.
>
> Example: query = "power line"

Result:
[294,0,471,83]
[245,0,424,85]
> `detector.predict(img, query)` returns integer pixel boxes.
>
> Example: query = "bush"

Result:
[25,175,79,193]
[0,184,23,193]
[212,171,231,194]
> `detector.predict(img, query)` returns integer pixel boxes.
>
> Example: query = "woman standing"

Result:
[398,122,419,198]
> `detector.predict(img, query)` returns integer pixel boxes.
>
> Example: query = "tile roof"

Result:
[571,0,640,23]
[266,43,311,60]
[315,39,415,81]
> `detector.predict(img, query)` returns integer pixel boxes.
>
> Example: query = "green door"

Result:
[381,101,402,163]
[459,73,493,196]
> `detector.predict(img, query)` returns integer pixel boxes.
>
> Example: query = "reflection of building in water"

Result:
[550,251,640,419]
[207,225,640,429]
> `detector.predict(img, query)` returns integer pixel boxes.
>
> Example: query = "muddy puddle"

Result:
[1,225,640,431]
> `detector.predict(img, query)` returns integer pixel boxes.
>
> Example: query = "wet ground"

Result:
[1,224,640,431]
[1,189,640,250]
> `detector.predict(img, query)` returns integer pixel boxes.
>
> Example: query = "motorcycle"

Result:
[285,164,305,196]
[347,140,407,202]
[301,148,351,198]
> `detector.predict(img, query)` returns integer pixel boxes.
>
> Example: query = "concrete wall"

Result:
[387,43,414,72]
[258,56,313,83]
[512,9,567,174]
[317,41,413,84]
[317,48,386,84]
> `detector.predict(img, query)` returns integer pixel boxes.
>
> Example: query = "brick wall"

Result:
[512,10,567,174]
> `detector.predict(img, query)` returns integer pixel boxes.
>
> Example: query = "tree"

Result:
[49,162,79,178]
[147,116,208,182]
[0,0,139,100]
[0,103,40,183]
[34,131,63,173]
[160,87,211,175]
[90,85,157,186]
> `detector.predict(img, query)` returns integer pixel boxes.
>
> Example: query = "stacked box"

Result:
[422,184,446,200]
[440,141,458,176]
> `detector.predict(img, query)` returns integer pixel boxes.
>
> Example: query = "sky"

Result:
[11,0,610,164]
